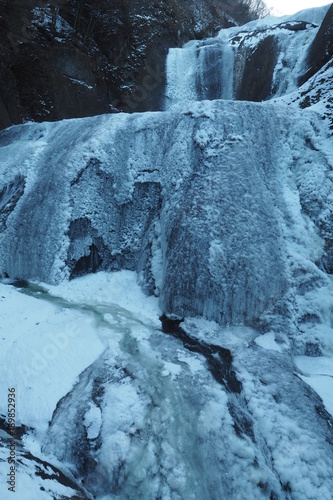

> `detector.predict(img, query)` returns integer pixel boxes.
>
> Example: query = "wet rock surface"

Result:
[236,35,278,101]
[299,3,333,85]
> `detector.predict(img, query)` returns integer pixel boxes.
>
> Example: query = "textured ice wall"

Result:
[0,100,330,327]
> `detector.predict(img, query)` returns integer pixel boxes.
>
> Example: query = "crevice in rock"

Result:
[160,314,242,393]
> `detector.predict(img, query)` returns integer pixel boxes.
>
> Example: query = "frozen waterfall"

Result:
[165,6,329,107]
[165,35,235,109]
[1,5,333,499]
[1,100,329,328]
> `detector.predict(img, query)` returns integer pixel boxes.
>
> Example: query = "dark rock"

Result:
[67,217,111,278]
[0,0,259,130]
[299,3,333,85]
[160,314,242,393]
[305,342,322,357]
[236,35,278,101]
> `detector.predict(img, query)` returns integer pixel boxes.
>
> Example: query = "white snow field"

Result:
[0,4,333,500]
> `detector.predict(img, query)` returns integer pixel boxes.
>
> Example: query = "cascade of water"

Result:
[165,36,235,109]
[164,6,330,108]
[164,41,198,109]
[196,38,235,101]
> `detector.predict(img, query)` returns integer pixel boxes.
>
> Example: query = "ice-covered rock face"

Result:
[165,5,332,107]
[0,99,332,331]
[299,3,333,85]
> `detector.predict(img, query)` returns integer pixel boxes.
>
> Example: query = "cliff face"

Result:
[299,3,333,85]
[0,0,258,130]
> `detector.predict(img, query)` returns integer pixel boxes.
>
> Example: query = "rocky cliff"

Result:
[0,0,262,130]
[165,4,333,106]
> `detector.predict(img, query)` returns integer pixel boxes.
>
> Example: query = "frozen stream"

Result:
[13,280,274,498]
[1,274,333,499]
